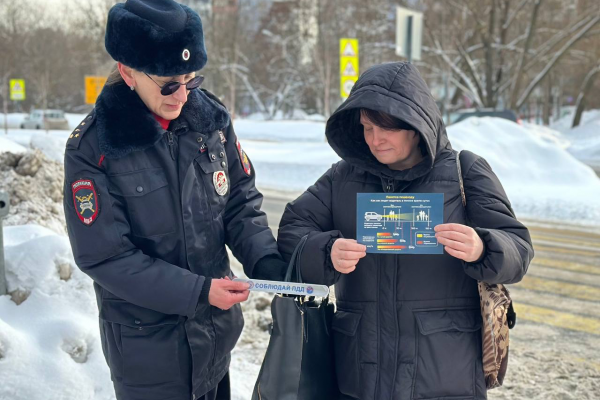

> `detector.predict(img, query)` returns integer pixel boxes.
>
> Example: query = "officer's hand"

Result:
[208,278,250,310]
[330,239,367,274]
[434,223,484,262]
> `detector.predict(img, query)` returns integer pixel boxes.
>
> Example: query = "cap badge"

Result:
[182,49,190,61]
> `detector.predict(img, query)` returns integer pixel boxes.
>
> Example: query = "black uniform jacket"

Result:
[278,62,534,400]
[63,83,278,398]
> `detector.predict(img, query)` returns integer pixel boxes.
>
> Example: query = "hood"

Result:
[326,62,451,181]
[95,83,230,159]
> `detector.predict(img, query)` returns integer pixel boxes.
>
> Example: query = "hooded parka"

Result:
[63,83,279,399]
[278,62,534,400]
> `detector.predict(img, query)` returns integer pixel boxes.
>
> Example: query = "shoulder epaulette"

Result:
[66,110,96,150]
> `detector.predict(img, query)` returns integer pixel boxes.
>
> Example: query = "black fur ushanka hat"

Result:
[105,0,207,76]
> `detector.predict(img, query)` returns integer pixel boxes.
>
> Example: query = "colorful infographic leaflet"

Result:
[357,193,444,254]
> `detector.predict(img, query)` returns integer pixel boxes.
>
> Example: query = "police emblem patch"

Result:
[72,179,99,226]
[236,140,252,176]
[213,171,228,196]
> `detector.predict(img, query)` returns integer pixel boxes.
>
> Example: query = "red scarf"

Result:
[153,113,171,130]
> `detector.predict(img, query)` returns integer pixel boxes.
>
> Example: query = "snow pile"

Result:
[550,108,600,134]
[0,225,114,400]
[0,136,27,155]
[448,117,600,226]
[563,114,600,169]
[0,150,66,234]
[29,133,69,162]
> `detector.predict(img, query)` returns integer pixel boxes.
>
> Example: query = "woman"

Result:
[277,62,534,400]
[63,1,286,399]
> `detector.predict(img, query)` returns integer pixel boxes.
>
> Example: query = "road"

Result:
[260,191,600,338]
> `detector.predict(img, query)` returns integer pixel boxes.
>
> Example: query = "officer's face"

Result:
[361,114,422,171]
[135,72,195,120]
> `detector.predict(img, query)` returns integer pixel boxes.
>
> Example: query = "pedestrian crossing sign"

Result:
[9,79,26,101]
[340,38,359,99]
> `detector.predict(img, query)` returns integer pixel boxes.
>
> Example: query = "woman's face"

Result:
[361,113,422,171]
[133,70,195,120]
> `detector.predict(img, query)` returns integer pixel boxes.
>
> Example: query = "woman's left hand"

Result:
[434,223,484,262]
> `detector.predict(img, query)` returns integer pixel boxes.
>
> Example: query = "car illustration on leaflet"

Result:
[364,212,383,221]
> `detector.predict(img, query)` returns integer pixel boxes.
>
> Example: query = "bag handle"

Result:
[283,234,309,283]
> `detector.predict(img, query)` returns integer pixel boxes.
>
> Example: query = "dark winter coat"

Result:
[278,62,534,400]
[63,83,279,399]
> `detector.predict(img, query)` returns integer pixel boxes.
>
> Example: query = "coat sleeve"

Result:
[463,157,534,284]
[222,123,279,277]
[64,149,205,318]
[277,165,343,286]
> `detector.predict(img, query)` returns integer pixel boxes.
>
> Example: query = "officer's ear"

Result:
[117,62,137,89]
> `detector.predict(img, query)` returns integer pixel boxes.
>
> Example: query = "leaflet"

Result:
[357,193,444,254]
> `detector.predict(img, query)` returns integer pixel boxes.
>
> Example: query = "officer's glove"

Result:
[252,255,288,281]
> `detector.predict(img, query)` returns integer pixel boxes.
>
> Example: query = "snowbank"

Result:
[0,136,27,154]
[0,225,115,400]
[448,117,600,226]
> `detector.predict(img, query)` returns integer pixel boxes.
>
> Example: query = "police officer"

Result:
[63,1,286,399]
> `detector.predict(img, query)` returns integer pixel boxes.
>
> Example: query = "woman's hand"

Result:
[330,239,367,274]
[434,223,484,262]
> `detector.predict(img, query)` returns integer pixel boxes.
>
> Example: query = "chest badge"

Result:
[72,179,99,225]
[213,171,228,196]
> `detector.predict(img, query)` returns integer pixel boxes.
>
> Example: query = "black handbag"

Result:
[251,235,339,400]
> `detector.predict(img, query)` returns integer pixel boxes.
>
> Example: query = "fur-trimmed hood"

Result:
[95,83,230,159]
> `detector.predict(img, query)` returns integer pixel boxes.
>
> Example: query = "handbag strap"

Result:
[283,234,309,283]
[456,150,516,329]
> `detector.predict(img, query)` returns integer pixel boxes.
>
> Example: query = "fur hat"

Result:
[105,0,207,76]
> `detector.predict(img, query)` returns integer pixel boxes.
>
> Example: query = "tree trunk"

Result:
[542,73,552,125]
[509,0,543,110]
[572,62,600,128]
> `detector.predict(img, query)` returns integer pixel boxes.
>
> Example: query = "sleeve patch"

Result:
[236,140,252,176]
[72,179,99,225]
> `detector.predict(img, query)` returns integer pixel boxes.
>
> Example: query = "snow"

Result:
[1,113,87,130]
[0,113,28,129]
[562,114,600,170]
[0,225,114,400]
[234,119,327,142]
[0,136,27,154]
[447,117,600,226]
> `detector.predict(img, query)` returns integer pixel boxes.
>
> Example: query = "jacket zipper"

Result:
[167,130,175,160]
[385,178,394,192]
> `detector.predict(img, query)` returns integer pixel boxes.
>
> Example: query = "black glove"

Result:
[252,255,288,281]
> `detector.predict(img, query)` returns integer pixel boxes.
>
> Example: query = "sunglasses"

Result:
[144,73,205,96]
